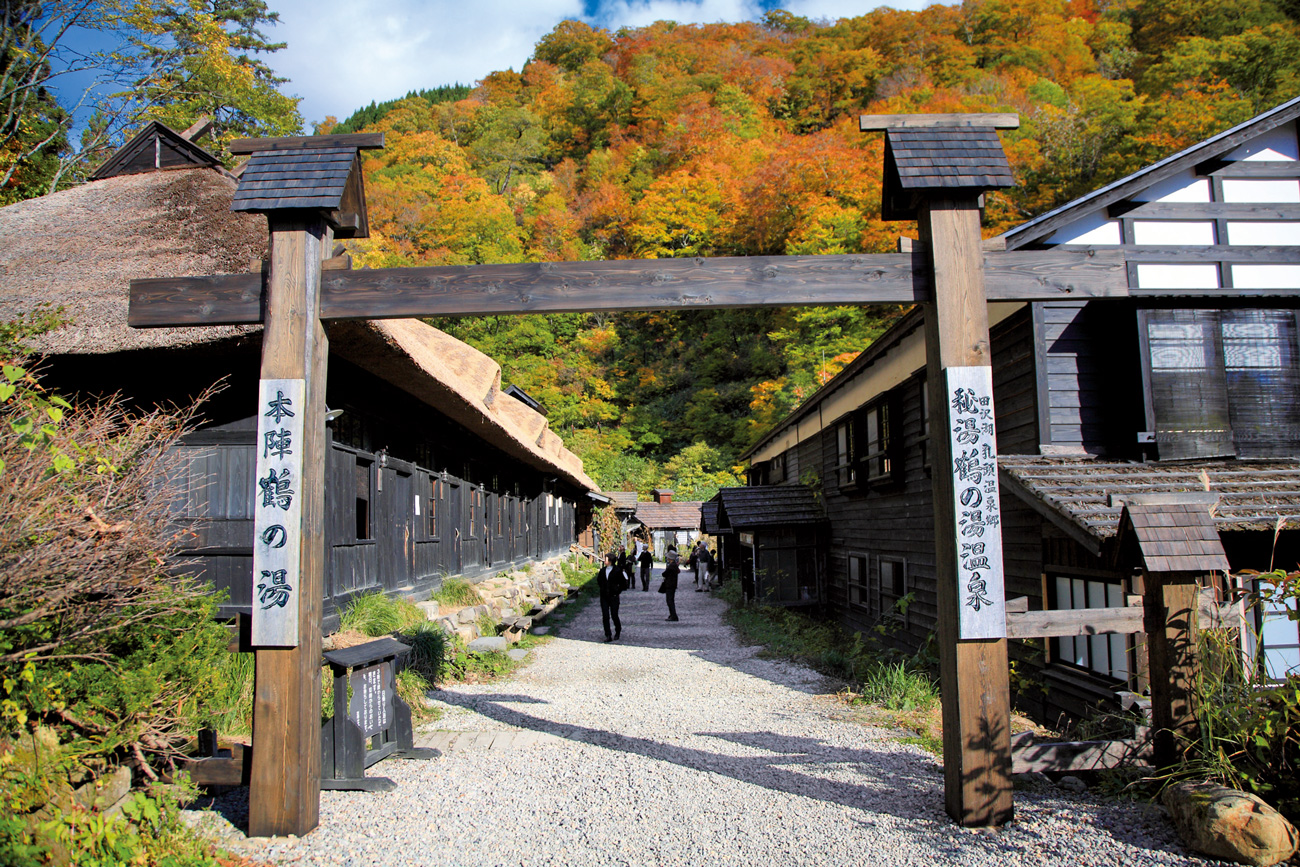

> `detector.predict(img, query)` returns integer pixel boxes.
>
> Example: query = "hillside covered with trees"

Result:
[314,0,1300,498]
[9,0,1300,499]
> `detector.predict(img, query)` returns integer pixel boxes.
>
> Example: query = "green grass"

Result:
[206,648,255,735]
[340,590,427,636]
[858,660,939,712]
[546,559,600,636]
[430,577,484,608]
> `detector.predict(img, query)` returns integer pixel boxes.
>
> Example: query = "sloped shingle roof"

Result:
[1114,503,1231,573]
[715,486,826,529]
[1000,456,1300,554]
[633,501,703,530]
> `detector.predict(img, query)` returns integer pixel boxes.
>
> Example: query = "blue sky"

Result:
[262,0,939,128]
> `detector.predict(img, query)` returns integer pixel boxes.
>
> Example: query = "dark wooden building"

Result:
[0,124,597,628]
[740,97,1300,723]
[706,486,827,605]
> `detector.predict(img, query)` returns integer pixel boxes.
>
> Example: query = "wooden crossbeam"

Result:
[230,133,385,154]
[860,113,1020,131]
[128,249,1127,328]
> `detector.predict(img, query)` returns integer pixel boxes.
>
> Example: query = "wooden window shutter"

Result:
[1223,309,1300,459]
[1143,309,1234,460]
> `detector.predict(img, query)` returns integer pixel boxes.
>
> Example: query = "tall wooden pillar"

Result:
[248,215,330,837]
[1144,572,1202,767]
[921,196,1014,827]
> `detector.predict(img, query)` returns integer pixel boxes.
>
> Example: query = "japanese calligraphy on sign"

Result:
[945,367,1006,640]
[348,662,393,738]
[252,379,306,647]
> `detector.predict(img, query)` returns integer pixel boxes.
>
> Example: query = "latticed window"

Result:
[1142,308,1300,459]
[848,554,869,609]
[835,418,856,488]
[1050,574,1129,683]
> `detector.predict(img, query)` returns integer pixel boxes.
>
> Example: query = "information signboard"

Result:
[944,366,1007,640]
[252,378,306,646]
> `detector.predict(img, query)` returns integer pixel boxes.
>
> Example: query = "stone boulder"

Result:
[1163,782,1299,866]
[467,636,508,653]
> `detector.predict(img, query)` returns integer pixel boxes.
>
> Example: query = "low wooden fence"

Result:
[1004,586,1246,774]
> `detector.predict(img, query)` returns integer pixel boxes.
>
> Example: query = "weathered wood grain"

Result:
[1004,605,1145,639]
[128,249,1128,328]
[861,113,1019,130]
[247,217,329,838]
[921,196,1014,829]
[230,133,384,154]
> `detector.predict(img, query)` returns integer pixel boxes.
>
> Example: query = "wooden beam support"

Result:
[247,215,329,838]
[128,249,1128,329]
[230,133,385,154]
[922,197,1014,828]
[1005,605,1145,639]
[861,113,1020,130]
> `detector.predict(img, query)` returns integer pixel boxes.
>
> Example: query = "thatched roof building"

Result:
[0,160,595,492]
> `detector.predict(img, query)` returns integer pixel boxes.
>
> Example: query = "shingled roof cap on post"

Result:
[229,133,384,239]
[861,113,1018,220]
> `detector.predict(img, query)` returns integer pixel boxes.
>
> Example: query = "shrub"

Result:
[0,320,232,860]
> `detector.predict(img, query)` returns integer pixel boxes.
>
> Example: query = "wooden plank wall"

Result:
[816,368,938,655]
[759,306,1065,668]
[149,355,581,628]
[992,307,1038,454]
[1033,301,1144,456]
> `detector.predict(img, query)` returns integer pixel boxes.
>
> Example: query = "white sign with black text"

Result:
[251,378,306,647]
[945,366,1007,640]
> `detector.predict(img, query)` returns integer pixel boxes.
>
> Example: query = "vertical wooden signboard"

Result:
[943,367,1007,640]
[248,217,330,838]
[252,378,306,646]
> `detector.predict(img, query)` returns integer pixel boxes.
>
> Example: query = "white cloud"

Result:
[265,0,946,128]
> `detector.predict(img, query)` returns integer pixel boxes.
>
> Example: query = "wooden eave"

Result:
[90,121,222,180]
[1000,94,1300,250]
[880,127,1014,220]
[231,146,373,238]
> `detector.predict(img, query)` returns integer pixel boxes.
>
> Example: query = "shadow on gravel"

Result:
[431,690,944,822]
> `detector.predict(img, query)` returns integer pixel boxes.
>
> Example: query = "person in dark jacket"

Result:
[660,553,680,621]
[638,546,653,591]
[596,552,623,642]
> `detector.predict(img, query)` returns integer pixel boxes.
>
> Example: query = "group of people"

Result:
[593,539,715,642]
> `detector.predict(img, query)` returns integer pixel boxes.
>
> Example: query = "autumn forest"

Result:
[15,0,1300,500]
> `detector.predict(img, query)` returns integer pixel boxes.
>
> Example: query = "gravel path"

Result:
[189,566,1223,867]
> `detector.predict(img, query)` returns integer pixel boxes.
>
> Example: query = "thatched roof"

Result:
[0,168,266,354]
[0,166,595,492]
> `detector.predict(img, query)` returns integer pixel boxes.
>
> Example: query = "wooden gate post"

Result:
[1143,572,1202,767]
[863,113,1020,827]
[248,214,331,837]
[921,197,1014,827]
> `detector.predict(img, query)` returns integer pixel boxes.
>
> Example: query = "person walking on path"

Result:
[596,552,624,642]
[697,542,715,591]
[659,553,680,621]
[638,546,653,591]
[617,545,635,592]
